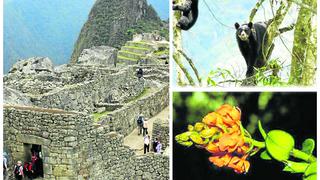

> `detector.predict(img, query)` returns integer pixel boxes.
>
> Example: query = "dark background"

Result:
[173,92,316,180]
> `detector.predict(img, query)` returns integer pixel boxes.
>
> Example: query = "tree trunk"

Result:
[173,0,195,86]
[289,0,316,85]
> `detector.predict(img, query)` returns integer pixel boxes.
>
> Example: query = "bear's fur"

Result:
[235,22,268,77]
[173,0,198,30]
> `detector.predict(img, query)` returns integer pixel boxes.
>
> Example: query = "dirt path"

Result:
[123,106,169,155]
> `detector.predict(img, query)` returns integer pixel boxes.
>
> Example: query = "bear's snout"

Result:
[238,31,249,41]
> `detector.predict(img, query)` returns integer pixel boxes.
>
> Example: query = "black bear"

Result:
[235,22,268,77]
[173,0,198,30]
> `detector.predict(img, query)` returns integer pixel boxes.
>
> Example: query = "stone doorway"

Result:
[23,143,44,178]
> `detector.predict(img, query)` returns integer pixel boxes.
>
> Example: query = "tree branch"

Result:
[278,23,295,35]
[249,0,267,21]
[178,50,202,84]
[173,52,195,86]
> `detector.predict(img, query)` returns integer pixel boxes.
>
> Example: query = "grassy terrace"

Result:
[92,111,111,122]
[118,50,144,56]
[125,87,154,103]
[154,49,169,56]
[123,46,150,51]
[117,55,138,61]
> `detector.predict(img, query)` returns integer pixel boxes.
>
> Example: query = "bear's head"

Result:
[235,22,253,41]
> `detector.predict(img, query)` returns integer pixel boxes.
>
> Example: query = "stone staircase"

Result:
[117,41,154,64]
[138,66,169,83]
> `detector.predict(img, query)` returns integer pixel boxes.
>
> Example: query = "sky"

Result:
[4,0,169,73]
[148,0,169,20]
[174,0,298,87]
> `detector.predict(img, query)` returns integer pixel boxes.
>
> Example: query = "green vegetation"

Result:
[175,0,316,87]
[92,111,111,122]
[154,49,169,56]
[117,55,139,62]
[123,46,150,51]
[71,0,166,63]
[125,87,153,103]
[126,20,169,40]
[206,59,287,87]
[118,51,144,57]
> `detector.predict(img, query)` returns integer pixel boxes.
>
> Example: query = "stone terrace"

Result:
[4,42,169,179]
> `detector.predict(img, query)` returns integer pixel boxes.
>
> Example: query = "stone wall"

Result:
[152,120,169,150]
[3,105,93,179]
[31,67,144,113]
[105,153,170,180]
[3,105,169,179]
[98,84,169,136]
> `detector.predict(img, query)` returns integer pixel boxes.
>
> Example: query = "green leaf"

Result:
[265,130,295,161]
[177,140,193,147]
[304,174,317,180]
[258,121,267,139]
[260,150,272,160]
[283,160,309,173]
[301,138,315,155]
[303,162,317,180]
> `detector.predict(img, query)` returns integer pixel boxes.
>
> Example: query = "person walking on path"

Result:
[13,161,24,180]
[137,114,144,135]
[143,118,148,136]
[152,138,159,152]
[144,134,150,154]
[3,154,8,176]
[156,140,162,154]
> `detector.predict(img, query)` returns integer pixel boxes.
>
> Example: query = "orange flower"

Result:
[218,132,244,153]
[227,155,250,174]
[236,143,250,154]
[206,141,220,154]
[179,104,252,174]
[209,154,232,167]
[202,112,219,126]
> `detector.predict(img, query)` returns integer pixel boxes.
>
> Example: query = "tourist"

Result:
[137,68,143,79]
[144,134,150,154]
[143,118,148,136]
[152,138,159,152]
[156,140,162,154]
[137,114,144,135]
[13,161,24,180]
[3,154,8,176]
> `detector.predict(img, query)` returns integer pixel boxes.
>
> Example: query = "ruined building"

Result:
[4,35,169,179]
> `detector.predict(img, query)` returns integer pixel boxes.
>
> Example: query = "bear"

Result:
[235,22,268,77]
[173,0,198,30]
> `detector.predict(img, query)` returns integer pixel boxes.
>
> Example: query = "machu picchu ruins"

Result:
[4,33,169,179]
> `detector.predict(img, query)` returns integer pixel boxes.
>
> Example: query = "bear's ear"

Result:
[248,22,253,28]
[235,23,240,29]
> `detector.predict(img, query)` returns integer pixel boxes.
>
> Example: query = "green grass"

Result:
[117,55,139,61]
[154,49,169,56]
[125,87,153,103]
[123,46,151,51]
[119,50,143,56]
[126,41,153,46]
[92,111,111,122]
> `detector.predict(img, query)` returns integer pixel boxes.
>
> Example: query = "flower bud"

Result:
[265,130,294,161]
[200,128,217,138]
[194,122,205,132]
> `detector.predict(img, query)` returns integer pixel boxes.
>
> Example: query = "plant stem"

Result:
[244,137,266,148]
[291,149,317,163]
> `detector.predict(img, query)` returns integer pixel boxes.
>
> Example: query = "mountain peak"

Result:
[70,0,166,64]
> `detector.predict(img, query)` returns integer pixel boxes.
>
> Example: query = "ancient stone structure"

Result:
[133,33,166,42]
[4,37,169,179]
[117,34,169,66]
[77,46,118,66]
[152,119,170,150]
